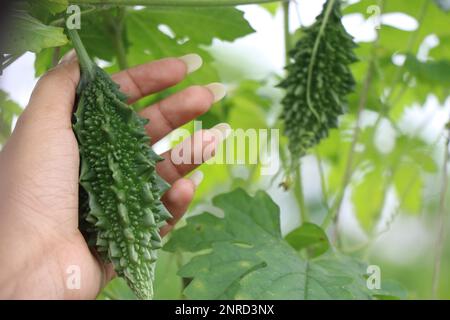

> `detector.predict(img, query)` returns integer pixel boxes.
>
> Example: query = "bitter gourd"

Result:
[279,0,357,171]
[68,29,171,300]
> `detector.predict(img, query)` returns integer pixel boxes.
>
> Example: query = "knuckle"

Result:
[183,86,212,110]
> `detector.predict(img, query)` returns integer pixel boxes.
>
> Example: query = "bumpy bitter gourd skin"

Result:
[70,30,171,299]
[279,0,357,169]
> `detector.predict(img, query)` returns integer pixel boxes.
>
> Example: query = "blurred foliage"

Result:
[0,0,450,300]
[0,90,22,146]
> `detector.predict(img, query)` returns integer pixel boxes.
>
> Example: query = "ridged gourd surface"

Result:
[73,66,171,300]
[279,0,357,168]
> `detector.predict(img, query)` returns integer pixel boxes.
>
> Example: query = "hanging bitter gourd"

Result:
[279,0,357,172]
[68,29,171,300]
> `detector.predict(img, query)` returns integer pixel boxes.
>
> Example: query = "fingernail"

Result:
[211,123,232,142]
[189,171,204,188]
[179,53,203,74]
[59,49,77,64]
[205,83,227,103]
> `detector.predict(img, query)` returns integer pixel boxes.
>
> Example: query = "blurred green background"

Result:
[0,0,449,299]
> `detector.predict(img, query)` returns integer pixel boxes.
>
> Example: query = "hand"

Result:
[0,51,228,299]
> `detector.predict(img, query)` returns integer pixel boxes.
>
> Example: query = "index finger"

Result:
[111,55,201,104]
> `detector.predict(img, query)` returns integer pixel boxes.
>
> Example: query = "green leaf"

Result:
[34,9,123,76]
[404,54,450,86]
[0,90,23,145]
[429,35,450,60]
[260,3,279,15]
[126,8,219,97]
[34,48,55,77]
[26,0,68,20]
[352,167,386,232]
[132,7,254,45]
[97,278,137,300]
[393,163,423,214]
[285,223,330,258]
[165,188,383,300]
[3,11,68,55]
[372,279,409,300]
[153,251,183,299]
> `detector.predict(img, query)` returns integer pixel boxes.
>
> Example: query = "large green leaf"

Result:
[165,188,389,300]
[3,11,67,55]
[34,6,254,79]
[26,0,68,22]
[131,7,254,45]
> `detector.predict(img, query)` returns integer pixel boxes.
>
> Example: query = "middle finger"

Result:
[139,83,226,144]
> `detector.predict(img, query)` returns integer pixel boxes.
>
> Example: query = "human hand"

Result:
[0,51,228,299]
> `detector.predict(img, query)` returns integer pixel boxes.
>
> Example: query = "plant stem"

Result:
[176,252,189,299]
[294,164,309,223]
[282,0,291,64]
[321,0,384,231]
[315,151,330,213]
[50,6,98,26]
[432,127,450,298]
[70,0,286,6]
[322,37,379,230]
[108,8,128,70]
[67,28,96,80]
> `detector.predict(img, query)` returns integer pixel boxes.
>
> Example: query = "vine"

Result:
[322,0,384,232]
[70,0,286,6]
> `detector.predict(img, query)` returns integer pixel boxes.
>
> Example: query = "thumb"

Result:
[24,49,80,128]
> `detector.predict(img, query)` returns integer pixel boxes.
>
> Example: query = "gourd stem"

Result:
[67,28,96,81]
[305,0,335,122]
[282,1,291,65]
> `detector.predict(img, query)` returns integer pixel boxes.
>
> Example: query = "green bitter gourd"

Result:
[68,29,171,300]
[279,0,357,173]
